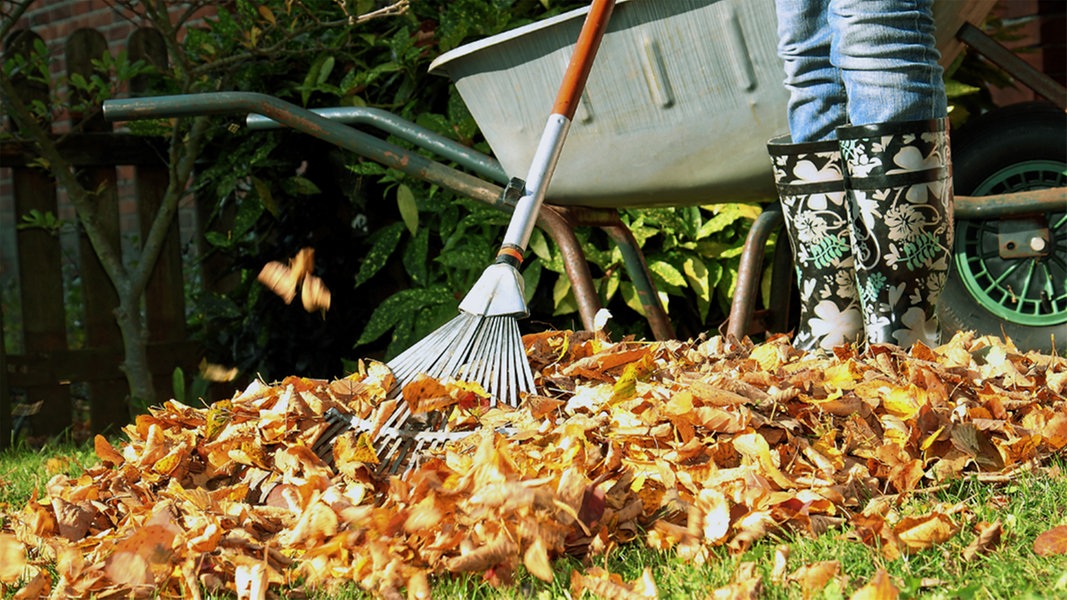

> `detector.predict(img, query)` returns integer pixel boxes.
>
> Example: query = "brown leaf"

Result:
[446,536,517,573]
[850,568,898,600]
[301,274,332,312]
[894,512,958,552]
[94,434,124,466]
[962,520,1002,562]
[950,423,1005,470]
[1034,524,1067,556]
[523,537,553,582]
[1043,413,1067,450]
[12,567,50,600]
[51,497,95,541]
[710,562,762,599]
[258,260,298,304]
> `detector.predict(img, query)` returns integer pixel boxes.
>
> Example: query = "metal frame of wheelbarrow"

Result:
[103,21,1066,344]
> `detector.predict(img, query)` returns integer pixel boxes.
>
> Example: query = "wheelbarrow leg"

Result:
[600,220,675,341]
[536,206,602,331]
[725,204,784,341]
[548,206,674,341]
[767,223,796,335]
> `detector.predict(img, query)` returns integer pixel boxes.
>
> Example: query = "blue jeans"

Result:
[775,0,947,142]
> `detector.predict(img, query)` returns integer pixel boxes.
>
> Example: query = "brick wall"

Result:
[988,0,1067,106]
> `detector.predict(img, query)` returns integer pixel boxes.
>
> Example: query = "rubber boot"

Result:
[768,135,864,352]
[838,118,953,349]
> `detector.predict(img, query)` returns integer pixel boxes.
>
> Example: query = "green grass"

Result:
[0,439,98,508]
[3,442,1064,599]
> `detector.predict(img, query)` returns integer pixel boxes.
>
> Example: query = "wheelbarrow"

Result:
[104,0,1066,352]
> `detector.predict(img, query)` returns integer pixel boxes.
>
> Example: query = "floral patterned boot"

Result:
[838,119,953,349]
[768,135,864,352]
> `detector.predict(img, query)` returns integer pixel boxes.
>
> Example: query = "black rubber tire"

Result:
[939,102,1067,352]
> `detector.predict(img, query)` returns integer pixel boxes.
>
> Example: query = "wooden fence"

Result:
[1,27,200,446]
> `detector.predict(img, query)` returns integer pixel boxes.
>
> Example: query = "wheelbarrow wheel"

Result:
[939,102,1067,352]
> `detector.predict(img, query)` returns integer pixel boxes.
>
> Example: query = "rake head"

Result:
[313,283,537,475]
[314,238,537,474]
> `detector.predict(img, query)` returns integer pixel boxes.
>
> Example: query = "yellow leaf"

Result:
[0,534,26,583]
[822,360,862,391]
[733,432,794,489]
[257,4,277,25]
[523,537,553,582]
[750,343,781,371]
[895,512,958,551]
[882,384,926,420]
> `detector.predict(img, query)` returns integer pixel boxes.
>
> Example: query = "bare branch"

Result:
[0,0,35,43]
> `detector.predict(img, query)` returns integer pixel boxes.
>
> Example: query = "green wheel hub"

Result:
[954,160,1067,327]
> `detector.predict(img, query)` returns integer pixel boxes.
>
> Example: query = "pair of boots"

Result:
[769,119,953,353]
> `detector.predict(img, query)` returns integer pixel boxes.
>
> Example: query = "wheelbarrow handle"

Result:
[102,92,506,208]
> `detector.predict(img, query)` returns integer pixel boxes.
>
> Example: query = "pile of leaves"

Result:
[1,330,1065,599]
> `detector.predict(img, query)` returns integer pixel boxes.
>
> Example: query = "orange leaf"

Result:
[962,520,1002,562]
[733,432,794,489]
[94,434,124,466]
[1034,525,1067,556]
[301,274,332,312]
[791,560,840,600]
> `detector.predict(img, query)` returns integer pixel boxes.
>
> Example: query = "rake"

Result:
[313,0,617,474]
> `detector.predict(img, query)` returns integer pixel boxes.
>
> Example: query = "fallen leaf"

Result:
[1034,525,1067,556]
[523,537,553,582]
[895,512,958,552]
[962,520,1002,562]
[0,534,26,583]
[791,560,840,600]
[850,568,898,600]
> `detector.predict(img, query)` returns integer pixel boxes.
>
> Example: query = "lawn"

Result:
[1,331,1065,599]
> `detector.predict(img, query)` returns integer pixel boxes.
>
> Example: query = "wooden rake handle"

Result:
[552,0,616,120]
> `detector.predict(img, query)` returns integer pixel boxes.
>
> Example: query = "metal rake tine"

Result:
[378,402,412,434]
[505,321,527,406]
[467,316,495,402]
[483,317,505,403]
[375,434,413,476]
[437,314,484,383]
[314,409,360,462]
[387,316,465,386]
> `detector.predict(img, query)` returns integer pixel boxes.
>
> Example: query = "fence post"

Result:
[6,30,74,438]
[129,27,187,405]
[1,302,9,449]
[67,28,128,432]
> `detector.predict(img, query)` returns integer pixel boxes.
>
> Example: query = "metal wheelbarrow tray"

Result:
[427,0,997,208]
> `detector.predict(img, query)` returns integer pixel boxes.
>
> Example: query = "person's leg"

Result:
[828,0,946,124]
[838,118,953,348]
[776,0,848,142]
[827,0,953,349]
[768,135,864,352]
